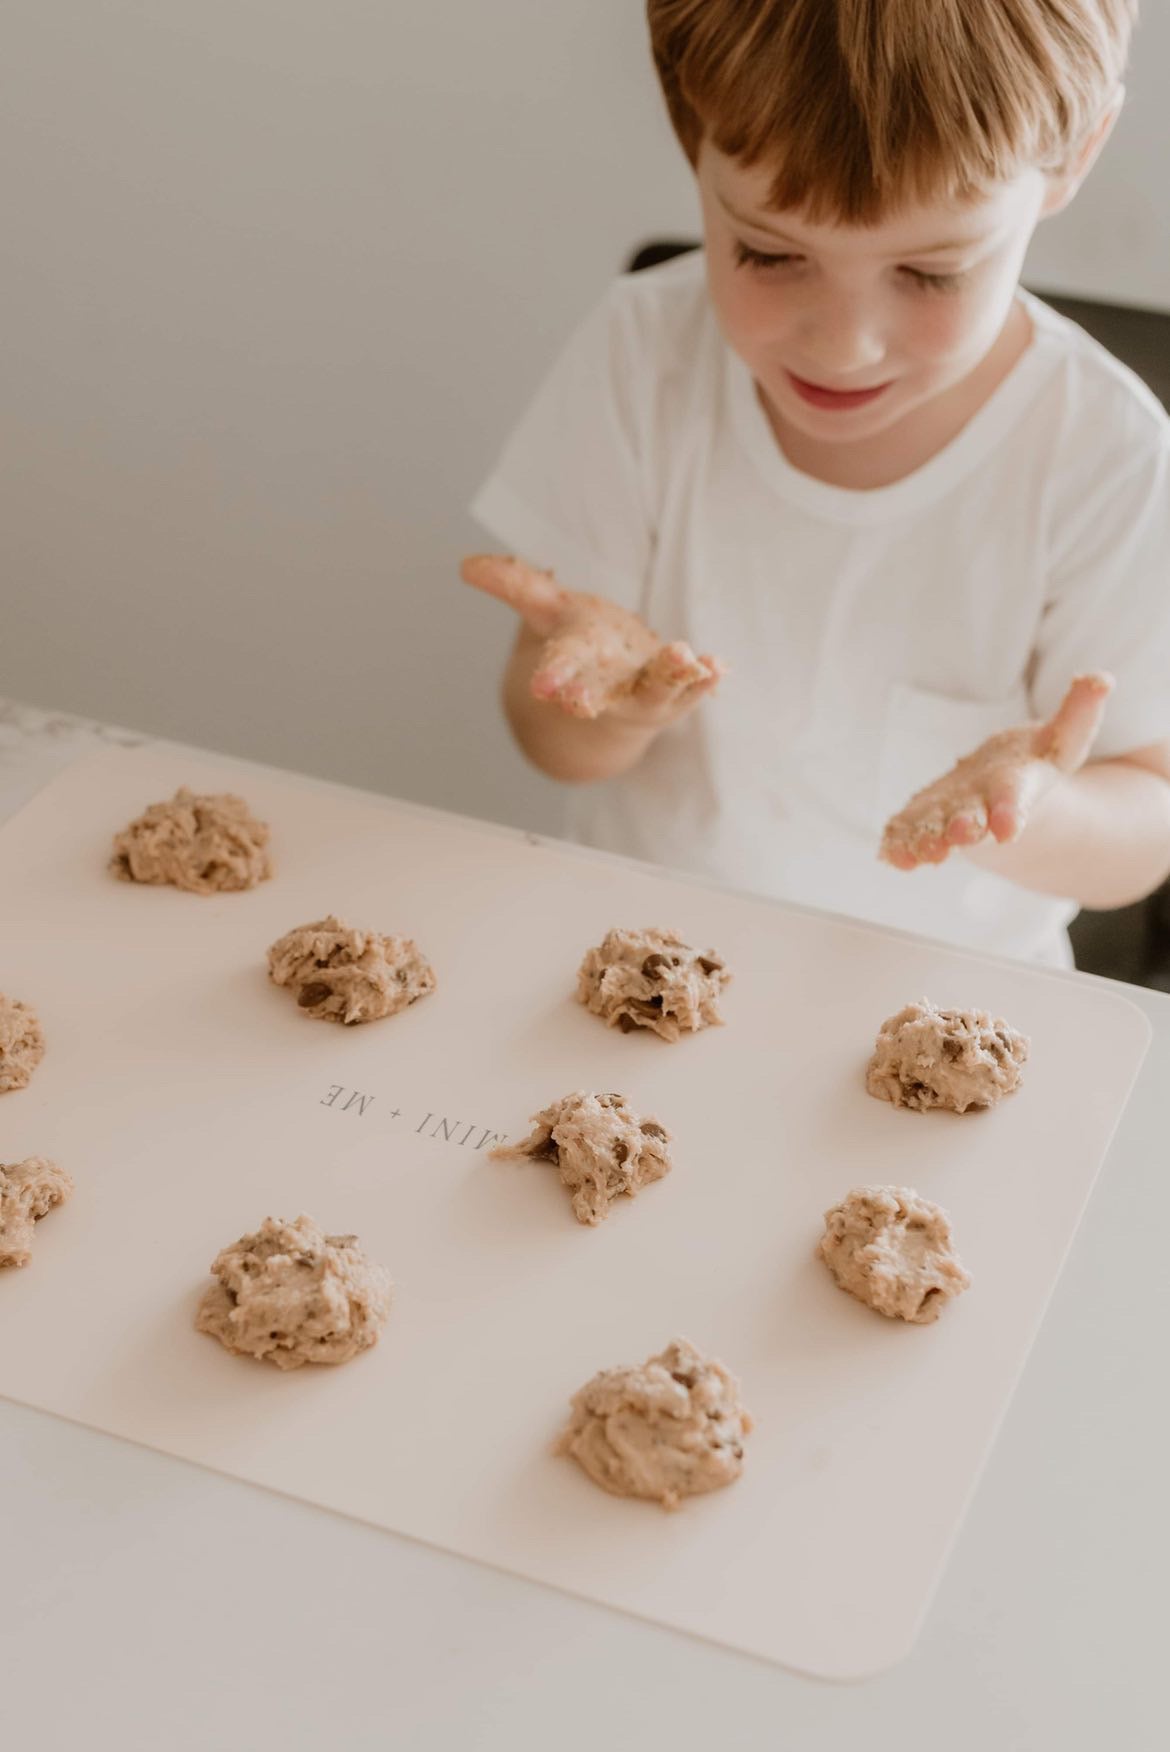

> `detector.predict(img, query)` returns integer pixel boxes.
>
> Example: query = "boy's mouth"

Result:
[785,372,893,411]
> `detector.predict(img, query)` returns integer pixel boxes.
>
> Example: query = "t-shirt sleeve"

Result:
[469,283,654,614]
[1032,429,1170,759]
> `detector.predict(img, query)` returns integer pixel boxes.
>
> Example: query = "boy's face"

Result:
[697,144,1051,449]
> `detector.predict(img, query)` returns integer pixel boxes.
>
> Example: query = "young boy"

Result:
[464,0,1170,968]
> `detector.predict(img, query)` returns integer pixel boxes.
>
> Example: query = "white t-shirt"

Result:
[471,250,1170,967]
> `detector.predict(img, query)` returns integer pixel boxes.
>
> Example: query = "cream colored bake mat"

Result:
[0,743,1150,1679]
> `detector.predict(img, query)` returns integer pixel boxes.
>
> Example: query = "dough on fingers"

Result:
[818,1186,970,1323]
[0,992,45,1093]
[557,1338,752,1509]
[495,1091,672,1225]
[111,787,272,894]
[866,998,1028,1113]
[196,1214,392,1369]
[628,640,716,707]
[878,725,1036,866]
[267,915,436,1024]
[0,1157,73,1268]
[534,595,662,718]
[576,928,729,1041]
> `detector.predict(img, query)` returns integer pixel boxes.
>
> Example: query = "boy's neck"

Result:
[755,297,1034,492]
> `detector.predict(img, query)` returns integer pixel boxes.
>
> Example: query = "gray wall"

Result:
[2,2,1166,836]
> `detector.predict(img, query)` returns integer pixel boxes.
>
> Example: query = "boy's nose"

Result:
[800,302,887,379]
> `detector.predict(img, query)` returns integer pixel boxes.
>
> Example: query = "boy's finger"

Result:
[697,653,729,680]
[530,667,604,719]
[633,640,709,706]
[879,822,922,869]
[460,554,569,637]
[667,656,728,716]
[528,644,588,704]
[912,830,952,864]
[530,656,582,702]
[557,676,608,719]
[881,842,919,871]
[532,649,628,720]
[881,794,955,868]
[530,622,627,712]
[945,806,987,846]
[676,667,725,711]
[984,767,1027,842]
[1036,671,1114,773]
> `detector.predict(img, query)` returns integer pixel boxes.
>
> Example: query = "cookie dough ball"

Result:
[267,915,436,1025]
[818,1186,971,1324]
[576,927,730,1042]
[196,1214,392,1369]
[557,1338,752,1509]
[111,787,272,894]
[0,992,45,1094]
[0,1157,73,1268]
[496,1091,672,1225]
[866,998,1028,1114]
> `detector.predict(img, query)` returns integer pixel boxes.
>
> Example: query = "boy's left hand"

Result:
[880,673,1114,871]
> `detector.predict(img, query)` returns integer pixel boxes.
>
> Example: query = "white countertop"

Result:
[1,697,1166,1752]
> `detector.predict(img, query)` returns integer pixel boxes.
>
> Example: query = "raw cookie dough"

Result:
[495,1091,672,1225]
[0,992,45,1094]
[196,1214,392,1369]
[267,914,436,1024]
[866,998,1028,1113]
[0,1157,73,1268]
[111,787,272,894]
[556,1337,752,1509]
[576,927,730,1041]
[818,1185,971,1324]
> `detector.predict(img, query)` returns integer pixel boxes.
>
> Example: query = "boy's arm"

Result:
[958,745,1170,909]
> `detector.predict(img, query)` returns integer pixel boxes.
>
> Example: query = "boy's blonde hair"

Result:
[647,0,1136,221]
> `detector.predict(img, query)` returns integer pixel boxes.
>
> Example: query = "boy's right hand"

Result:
[460,554,727,725]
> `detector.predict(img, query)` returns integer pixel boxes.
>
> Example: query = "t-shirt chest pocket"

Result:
[877,683,1032,821]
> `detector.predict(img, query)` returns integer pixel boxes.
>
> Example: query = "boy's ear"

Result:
[1041,91,1125,218]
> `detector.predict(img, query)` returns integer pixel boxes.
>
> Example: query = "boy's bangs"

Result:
[650,0,1134,224]
[703,90,998,226]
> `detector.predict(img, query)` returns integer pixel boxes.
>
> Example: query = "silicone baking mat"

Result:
[0,744,1150,1678]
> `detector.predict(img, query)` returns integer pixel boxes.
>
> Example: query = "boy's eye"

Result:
[901,266,967,293]
[733,240,801,272]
